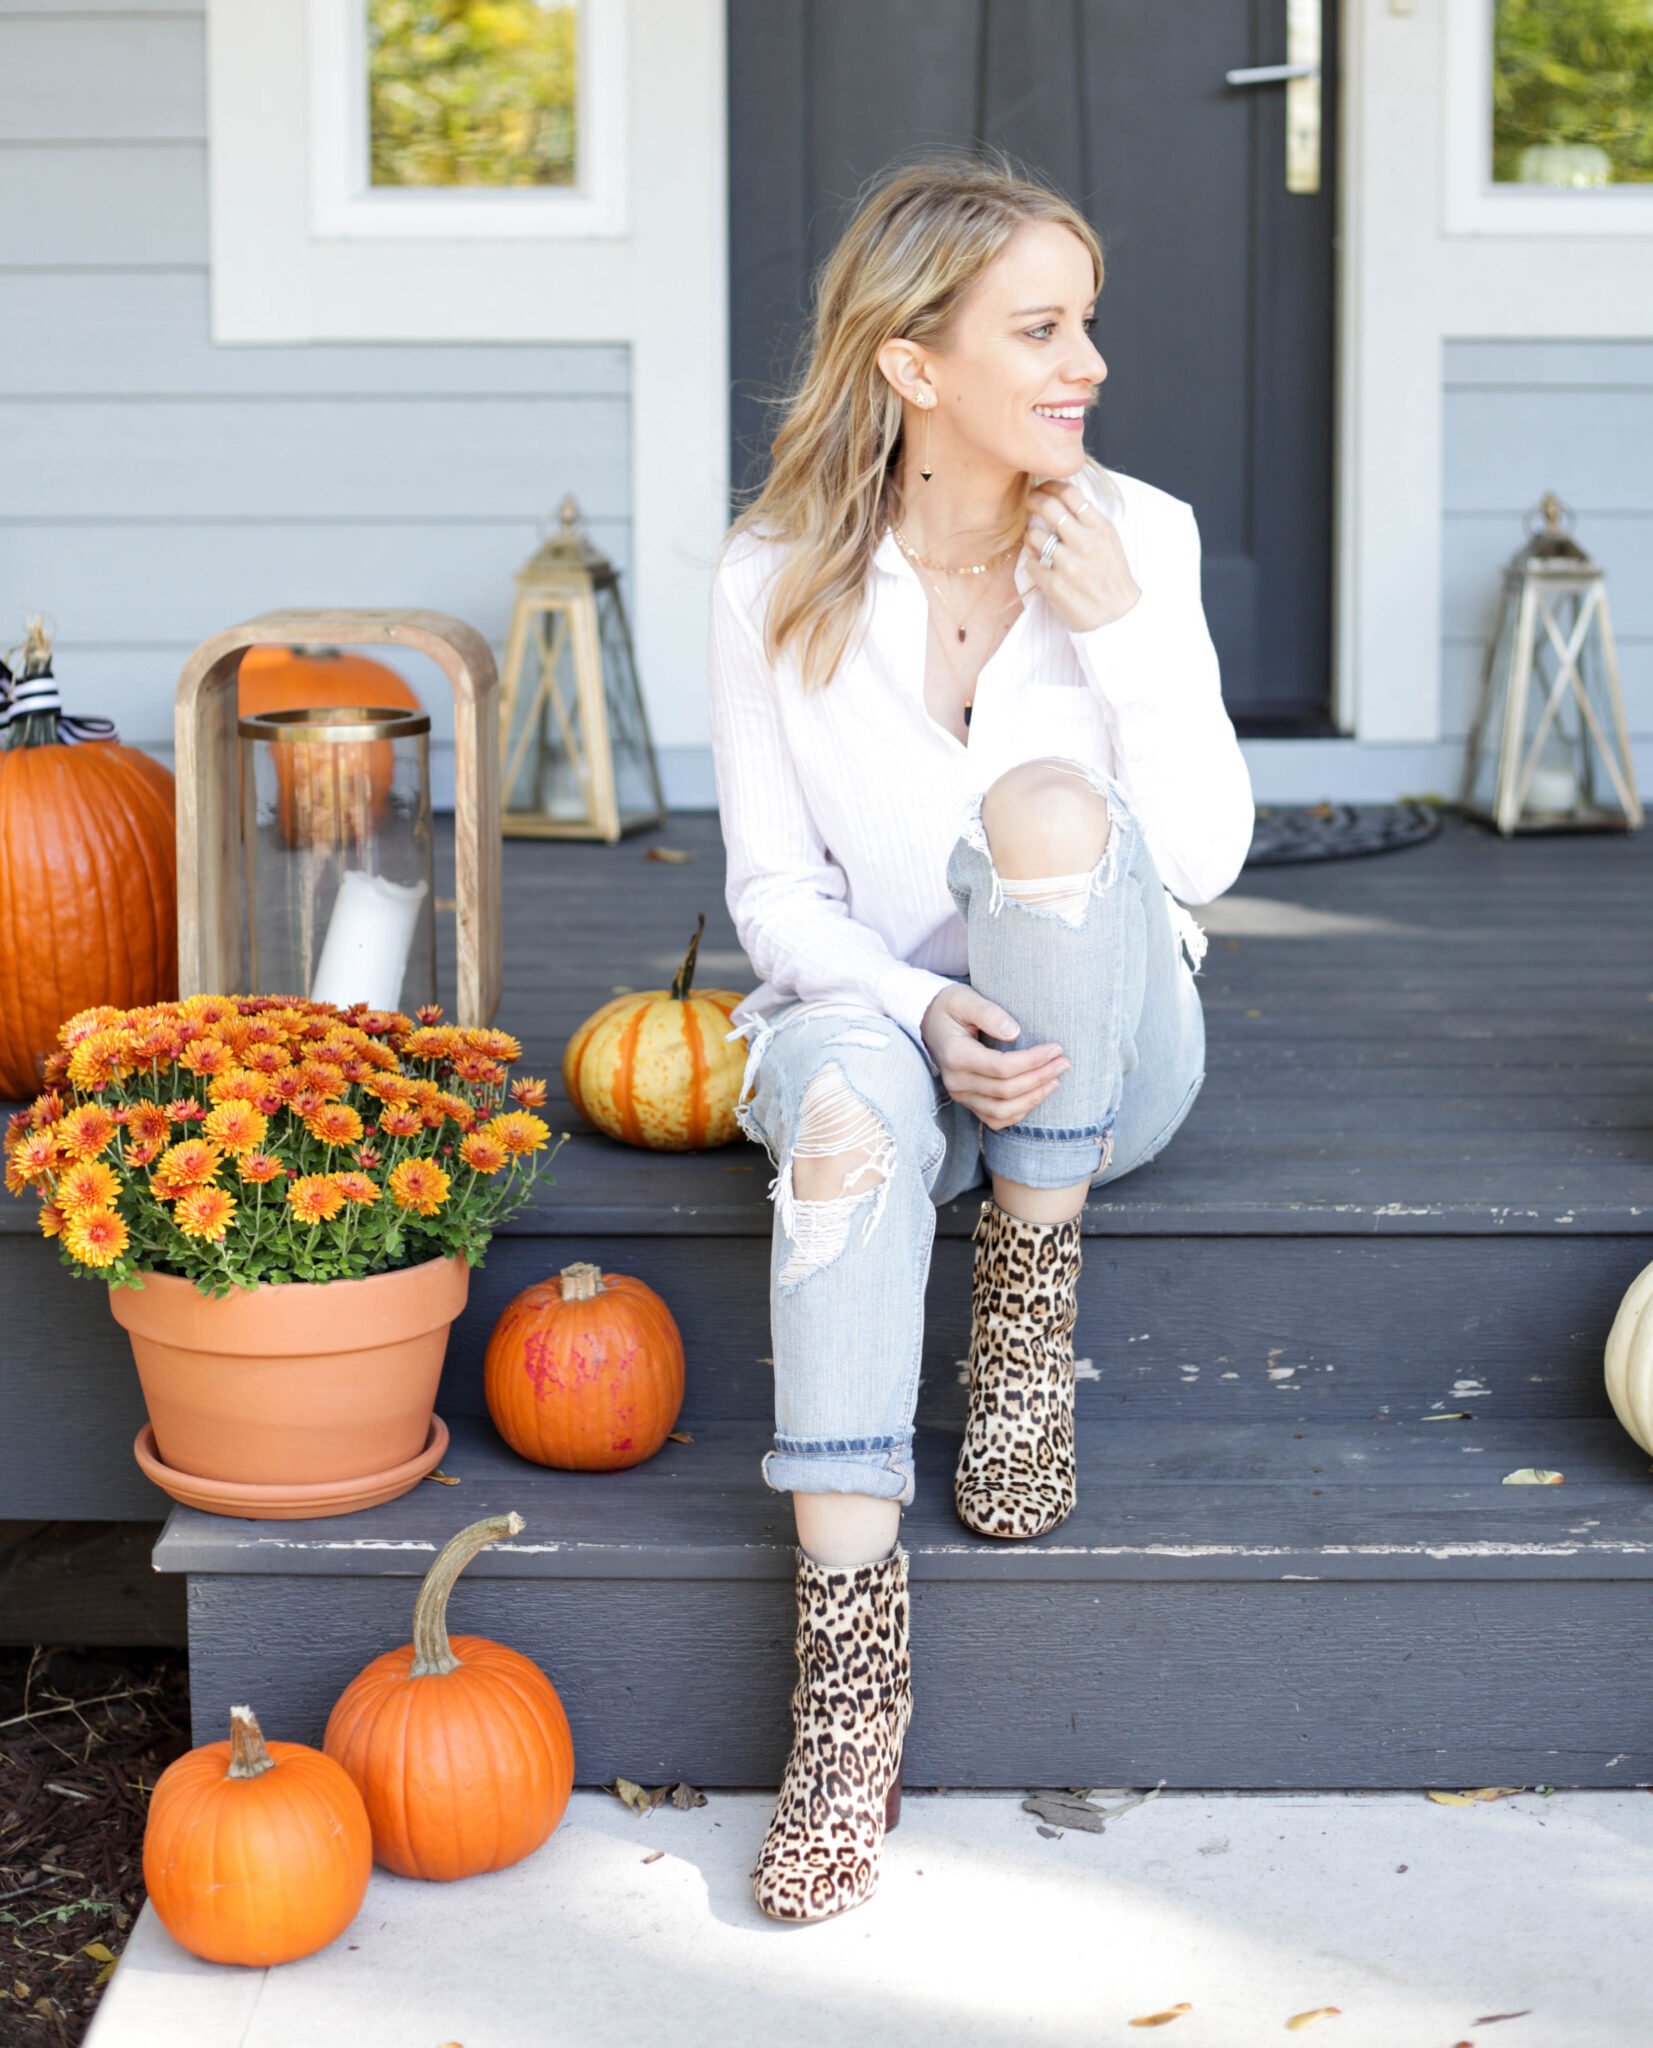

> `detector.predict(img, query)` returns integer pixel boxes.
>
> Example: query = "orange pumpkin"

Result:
[0,623,177,1099]
[323,1512,574,1882]
[562,913,750,1148]
[486,1262,685,1470]
[142,1704,371,1966]
[238,645,422,849]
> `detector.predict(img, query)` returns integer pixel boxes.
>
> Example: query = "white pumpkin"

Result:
[1604,1260,1653,1456]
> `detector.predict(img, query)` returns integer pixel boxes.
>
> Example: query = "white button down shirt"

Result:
[707,461,1255,1077]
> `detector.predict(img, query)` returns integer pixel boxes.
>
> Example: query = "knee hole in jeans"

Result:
[772,1061,898,1291]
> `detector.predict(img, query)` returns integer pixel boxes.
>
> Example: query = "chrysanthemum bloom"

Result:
[167,1097,207,1124]
[65,1205,129,1269]
[56,1159,121,1215]
[179,1036,234,1077]
[8,1131,62,1188]
[405,1076,441,1103]
[357,1040,402,1072]
[482,1111,551,1158]
[286,1174,346,1225]
[203,1101,269,1157]
[56,1104,119,1160]
[297,1059,347,1099]
[337,1057,374,1085]
[67,1029,136,1091]
[364,1074,416,1105]
[332,1171,381,1206]
[388,1157,450,1216]
[430,1091,477,1132]
[510,1076,549,1109]
[57,1004,126,1048]
[25,1090,67,1129]
[356,1144,383,1170]
[207,1067,264,1106]
[402,1026,460,1063]
[124,1103,171,1154]
[305,1102,364,1147]
[237,1152,283,1185]
[174,1184,237,1243]
[378,1105,425,1139]
[151,1139,223,1199]
[415,1003,444,1026]
[459,1131,509,1175]
[465,1028,523,1063]
[179,994,239,1028]
[243,1041,294,1076]
[38,1201,66,1240]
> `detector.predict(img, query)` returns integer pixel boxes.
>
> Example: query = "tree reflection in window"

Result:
[1493,0,1653,185]
[368,0,578,190]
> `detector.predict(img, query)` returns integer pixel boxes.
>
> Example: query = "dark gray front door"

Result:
[728,1,1338,734]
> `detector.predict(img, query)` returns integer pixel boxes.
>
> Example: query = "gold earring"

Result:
[920,397,933,482]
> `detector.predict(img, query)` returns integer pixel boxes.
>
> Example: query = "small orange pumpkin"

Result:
[238,644,422,849]
[485,1262,685,1470]
[323,1512,574,1882]
[0,618,177,1099]
[562,912,750,1148]
[142,1703,371,1966]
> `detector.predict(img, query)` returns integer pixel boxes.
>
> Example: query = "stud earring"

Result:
[920,395,933,482]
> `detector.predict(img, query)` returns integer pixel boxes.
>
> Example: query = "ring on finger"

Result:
[1053,506,1073,535]
[1039,530,1061,569]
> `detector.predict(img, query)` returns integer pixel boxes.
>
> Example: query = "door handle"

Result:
[1224,62,1319,85]
[1224,3,1322,195]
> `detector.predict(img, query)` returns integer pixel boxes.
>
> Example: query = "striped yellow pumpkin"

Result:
[561,914,751,1149]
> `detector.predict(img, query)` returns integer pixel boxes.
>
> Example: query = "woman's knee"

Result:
[980,756,1111,877]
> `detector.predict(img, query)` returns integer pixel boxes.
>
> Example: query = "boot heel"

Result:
[883,1740,904,1832]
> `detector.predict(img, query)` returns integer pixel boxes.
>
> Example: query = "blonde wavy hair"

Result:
[725,148,1107,694]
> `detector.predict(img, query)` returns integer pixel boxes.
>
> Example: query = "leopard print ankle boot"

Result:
[953,1196,1083,1539]
[751,1539,913,1923]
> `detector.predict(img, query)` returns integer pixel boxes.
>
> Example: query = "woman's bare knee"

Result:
[980,757,1110,877]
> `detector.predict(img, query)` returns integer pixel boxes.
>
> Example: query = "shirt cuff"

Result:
[877,963,955,1076]
[1072,588,1161,710]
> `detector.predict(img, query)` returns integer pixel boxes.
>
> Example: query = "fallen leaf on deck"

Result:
[1426,1787,1526,1805]
[1129,2003,1193,2027]
[1472,2011,1534,2024]
[613,1776,670,1814]
[667,1430,693,1444]
[644,847,693,863]
[642,1850,665,1863]
[1023,1782,1163,1833]
[1286,2010,1341,2030]
[425,1469,461,1485]
[1036,1824,1063,1839]
[1420,1411,1473,1422]
[669,1782,707,1808]
[1501,1468,1564,1485]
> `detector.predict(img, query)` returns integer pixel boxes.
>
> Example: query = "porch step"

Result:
[153,1409,1653,1790]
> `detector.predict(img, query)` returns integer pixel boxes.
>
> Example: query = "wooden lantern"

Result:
[175,609,502,1025]
[1458,493,1643,836]
[497,494,667,842]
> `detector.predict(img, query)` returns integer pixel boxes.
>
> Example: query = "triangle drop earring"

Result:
[920,398,933,482]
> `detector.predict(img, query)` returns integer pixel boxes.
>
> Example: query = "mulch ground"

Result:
[0,1646,191,2048]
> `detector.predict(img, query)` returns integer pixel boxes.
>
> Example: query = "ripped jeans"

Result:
[726,757,1207,1506]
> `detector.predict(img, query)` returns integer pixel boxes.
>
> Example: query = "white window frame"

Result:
[307,0,626,239]
[1444,0,1653,236]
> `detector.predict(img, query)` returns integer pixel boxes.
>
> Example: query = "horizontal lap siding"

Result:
[0,8,631,756]
[1442,340,1653,744]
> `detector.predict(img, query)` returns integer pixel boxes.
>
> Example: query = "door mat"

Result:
[1243,799,1444,866]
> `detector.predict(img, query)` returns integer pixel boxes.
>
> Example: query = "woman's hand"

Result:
[920,984,1070,1131]
[1022,480,1141,633]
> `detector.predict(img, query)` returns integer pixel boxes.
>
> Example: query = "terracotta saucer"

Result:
[133,1415,450,1520]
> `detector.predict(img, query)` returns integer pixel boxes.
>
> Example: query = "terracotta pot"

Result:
[109,1256,469,1489]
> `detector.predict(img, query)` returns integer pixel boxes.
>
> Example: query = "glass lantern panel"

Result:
[1492,2,1653,187]
[367,0,579,190]
[241,712,437,1014]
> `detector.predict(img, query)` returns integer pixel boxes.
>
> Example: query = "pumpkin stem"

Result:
[558,1261,606,1302]
[226,1703,276,1779]
[409,1511,526,1678]
[2,616,62,751]
[668,912,706,1002]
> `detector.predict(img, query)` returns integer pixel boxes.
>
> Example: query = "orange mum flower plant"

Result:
[11,996,566,1294]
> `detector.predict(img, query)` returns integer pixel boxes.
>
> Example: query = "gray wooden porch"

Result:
[5,805,1651,1786]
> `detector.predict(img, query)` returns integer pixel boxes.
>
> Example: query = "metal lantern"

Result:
[497,493,667,840]
[1458,493,1643,835]
[240,704,436,1012]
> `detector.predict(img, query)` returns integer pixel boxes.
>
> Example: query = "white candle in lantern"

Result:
[1524,762,1578,813]
[309,868,428,1011]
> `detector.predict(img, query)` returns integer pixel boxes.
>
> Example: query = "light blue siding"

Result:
[0,4,633,793]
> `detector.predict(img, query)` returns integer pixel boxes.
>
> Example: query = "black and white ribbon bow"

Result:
[0,659,119,744]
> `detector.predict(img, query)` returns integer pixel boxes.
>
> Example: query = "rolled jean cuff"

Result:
[761,1433,915,1505]
[983,1110,1116,1190]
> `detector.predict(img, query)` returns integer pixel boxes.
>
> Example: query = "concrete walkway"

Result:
[87,1787,1652,2047]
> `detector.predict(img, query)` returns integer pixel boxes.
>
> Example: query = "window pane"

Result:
[367,0,578,190]
[1492,0,1653,186]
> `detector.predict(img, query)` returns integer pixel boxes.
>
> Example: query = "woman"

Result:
[707,152,1254,1923]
